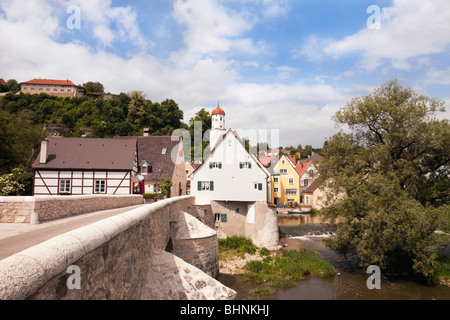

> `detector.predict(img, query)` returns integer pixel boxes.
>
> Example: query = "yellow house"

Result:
[272,155,301,206]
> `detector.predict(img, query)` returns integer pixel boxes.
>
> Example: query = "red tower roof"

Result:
[212,104,225,116]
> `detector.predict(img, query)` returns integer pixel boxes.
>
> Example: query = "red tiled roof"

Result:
[21,79,77,86]
[287,155,297,165]
[295,161,311,176]
[212,104,225,115]
[0,79,6,85]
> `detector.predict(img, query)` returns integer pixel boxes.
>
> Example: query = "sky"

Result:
[1,0,449,148]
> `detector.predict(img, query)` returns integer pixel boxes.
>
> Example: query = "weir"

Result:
[0,195,236,300]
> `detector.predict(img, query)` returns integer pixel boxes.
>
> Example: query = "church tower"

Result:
[210,104,226,149]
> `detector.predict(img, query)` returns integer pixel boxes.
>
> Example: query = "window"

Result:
[198,181,214,191]
[59,180,71,193]
[162,148,167,155]
[141,165,148,174]
[185,169,189,175]
[274,177,279,183]
[280,169,288,174]
[286,189,297,195]
[274,187,279,193]
[304,179,309,187]
[254,183,263,191]
[215,214,221,222]
[289,178,294,184]
[239,162,252,169]
[282,160,285,164]
[209,162,222,169]
[309,170,314,178]
[95,180,106,193]
[305,196,310,205]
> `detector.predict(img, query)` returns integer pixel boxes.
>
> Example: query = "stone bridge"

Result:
[0,195,236,300]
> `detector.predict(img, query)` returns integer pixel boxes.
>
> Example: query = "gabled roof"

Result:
[303,181,320,193]
[192,129,267,177]
[21,79,78,86]
[117,136,183,180]
[295,160,311,176]
[33,137,137,170]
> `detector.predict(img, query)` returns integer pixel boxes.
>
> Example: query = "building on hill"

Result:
[190,104,279,249]
[20,79,84,98]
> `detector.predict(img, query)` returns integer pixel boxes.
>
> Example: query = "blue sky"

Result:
[1,0,449,148]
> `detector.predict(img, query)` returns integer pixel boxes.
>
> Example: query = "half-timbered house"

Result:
[33,137,138,196]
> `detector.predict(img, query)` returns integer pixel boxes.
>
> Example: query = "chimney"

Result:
[40,140,48,164]
[143,128,150,137]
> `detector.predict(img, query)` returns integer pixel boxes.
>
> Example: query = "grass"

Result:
[244,248,336,288]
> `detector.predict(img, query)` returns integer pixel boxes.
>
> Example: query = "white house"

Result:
[190,105,279,249]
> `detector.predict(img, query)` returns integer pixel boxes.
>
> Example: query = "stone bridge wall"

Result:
[0,196,235,300]
[0,194,145,224]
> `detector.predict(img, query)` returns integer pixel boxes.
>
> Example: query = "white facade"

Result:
[191,129,268,204]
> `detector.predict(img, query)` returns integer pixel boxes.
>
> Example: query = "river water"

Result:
[219,214,450,300]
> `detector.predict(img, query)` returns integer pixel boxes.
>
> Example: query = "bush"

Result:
[143,193,156,200]
[218,236,257,255]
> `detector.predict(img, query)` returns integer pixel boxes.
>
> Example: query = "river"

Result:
[219,214,450,300]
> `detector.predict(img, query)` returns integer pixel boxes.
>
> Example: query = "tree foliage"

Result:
[83,81,104,94]
[318,80,450,281]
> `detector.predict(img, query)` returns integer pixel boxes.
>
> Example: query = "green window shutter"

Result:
[248,162,252,169]
[198,181,202,191]
[210,181,214,191]
[240,163,243,169]
[221,214,227,223]
[219,162,222,169]
[209,162,213,169]
[258,183,263,191]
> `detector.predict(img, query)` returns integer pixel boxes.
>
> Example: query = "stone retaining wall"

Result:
[0,196,235,300]
[0,195,145,224]
[173,212,219,279]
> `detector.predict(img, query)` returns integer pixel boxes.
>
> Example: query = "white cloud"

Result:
[262,0,289,19]
[302,0,450,72]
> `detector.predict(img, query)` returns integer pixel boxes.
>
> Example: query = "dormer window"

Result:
[140,160,152,174]
[162,148,167,155]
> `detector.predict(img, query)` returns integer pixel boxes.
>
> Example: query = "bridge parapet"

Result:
[0,196,234,300]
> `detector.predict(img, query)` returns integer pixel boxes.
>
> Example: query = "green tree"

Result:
[83,81,104,94]
[127,91,148,125]
[188,108,212,161]
[159,178,173,198]
[6,79,20,93]
[318,80,450,281]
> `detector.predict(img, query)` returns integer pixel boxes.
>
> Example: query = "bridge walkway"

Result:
[0,204,145,261]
